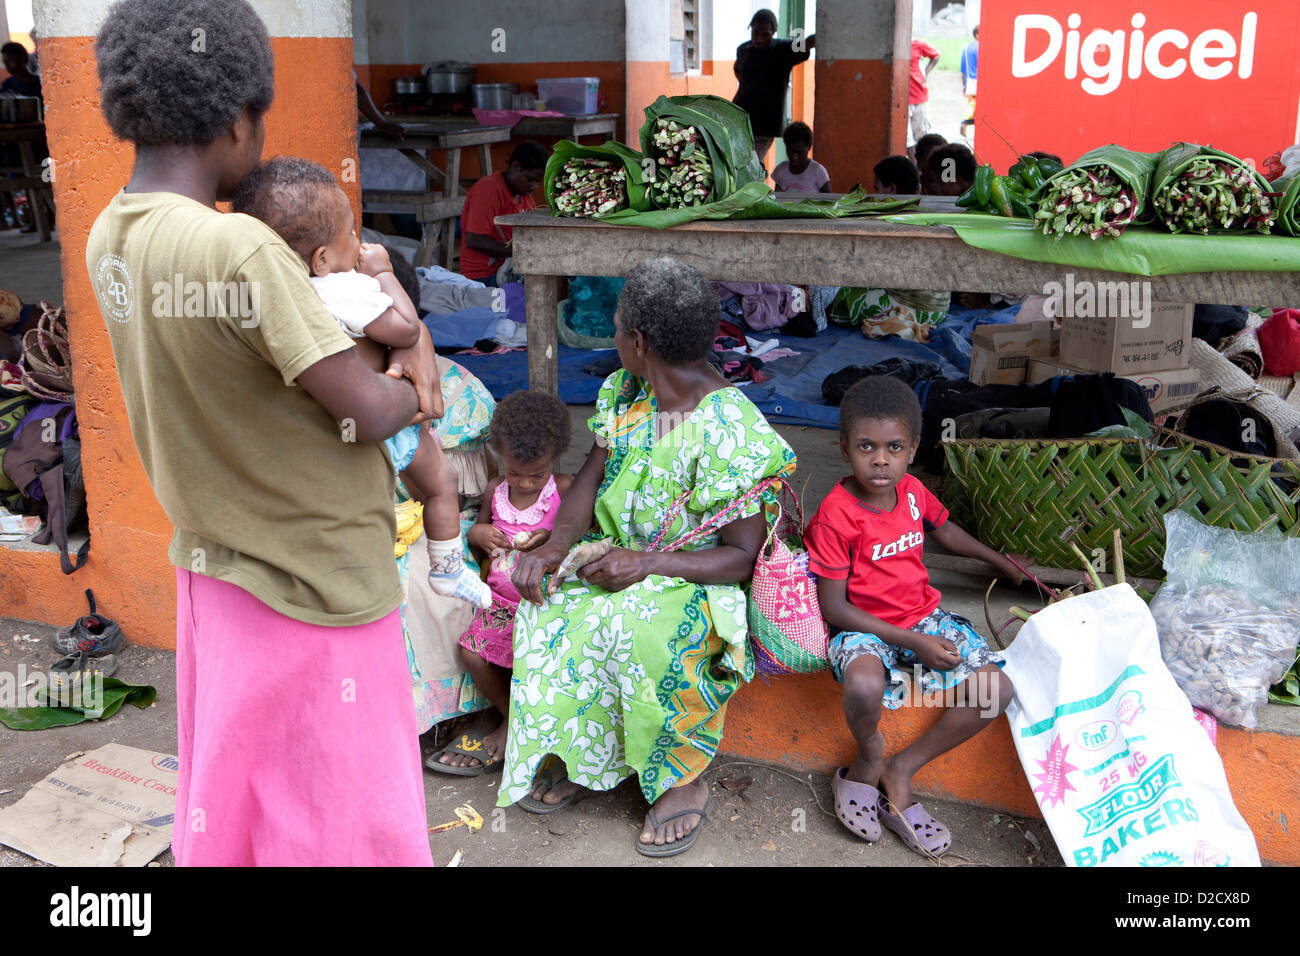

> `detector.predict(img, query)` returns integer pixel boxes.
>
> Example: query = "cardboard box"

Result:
[969,321,1057,386]
[970,320,1058,358]
[970,345,1028,386]
[1024,360,1201,414]
[1058,301,1193,374]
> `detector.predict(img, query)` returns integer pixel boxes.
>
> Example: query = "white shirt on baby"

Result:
[310,270,393,338]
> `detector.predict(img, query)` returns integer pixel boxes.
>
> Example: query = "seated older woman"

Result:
[505,257,796,857]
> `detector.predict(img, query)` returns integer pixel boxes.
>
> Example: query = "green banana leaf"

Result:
[639,94,766,207]
[1271,171,1300,236]
[1036,144,1161,224]
[1152,142,1274,233]
[1270,664,1300,706]
[587,183,917,229]
[544,139,652,218]
[885,211,1300,276]
[0,677,157,730]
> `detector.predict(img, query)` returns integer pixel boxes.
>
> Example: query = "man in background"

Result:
[960,26,979,143]
[907,38,940,160]
[734,8,815,168]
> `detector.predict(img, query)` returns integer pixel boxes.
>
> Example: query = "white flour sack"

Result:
[1000,585,1260,868]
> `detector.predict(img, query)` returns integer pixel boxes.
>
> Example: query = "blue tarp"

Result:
[453,302,1024,429]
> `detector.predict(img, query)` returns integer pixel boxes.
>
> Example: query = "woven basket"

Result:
[943,431,1300,579]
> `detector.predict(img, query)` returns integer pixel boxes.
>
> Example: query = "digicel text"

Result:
[1012,11,1257,95]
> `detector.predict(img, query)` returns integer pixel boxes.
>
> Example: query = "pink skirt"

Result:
[459,591,518,668]
[173,569,432,866]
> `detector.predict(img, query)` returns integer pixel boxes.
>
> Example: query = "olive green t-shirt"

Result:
[86,191,402,626]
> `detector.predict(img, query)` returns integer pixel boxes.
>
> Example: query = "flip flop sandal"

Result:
[425,732,499,777]
[517,761,586,814]
[878,794,952,858]
[634,795,715,859]
[49,650,118,697]
[831,767,882,843]
[52,589,126,657]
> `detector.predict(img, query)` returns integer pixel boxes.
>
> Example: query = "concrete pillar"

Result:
[7,0,357,647]
[813,0,909,187]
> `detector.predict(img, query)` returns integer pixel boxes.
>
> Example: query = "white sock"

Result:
[427,537,492,609]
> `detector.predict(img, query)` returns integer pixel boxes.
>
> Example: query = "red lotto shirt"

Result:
[805,474,949,629]
[459,172,536,281]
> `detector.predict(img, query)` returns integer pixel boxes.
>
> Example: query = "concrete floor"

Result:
[0,229,63,305]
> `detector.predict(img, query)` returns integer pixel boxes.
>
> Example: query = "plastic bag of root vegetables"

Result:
[1149,510,1300,728]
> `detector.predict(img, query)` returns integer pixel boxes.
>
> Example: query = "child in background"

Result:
[913,132,947,172]
[807,376,1025,858]
[431,390,574,774]
[233,157,490,609]
[872,155,920,195]
[772,122,832,193]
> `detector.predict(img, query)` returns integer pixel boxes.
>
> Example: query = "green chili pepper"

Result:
[1016,155,1044,191]
[974,164,994,207]
[955,183,980,208]
[990,175,1014,217]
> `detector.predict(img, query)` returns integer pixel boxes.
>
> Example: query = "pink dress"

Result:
[460,475,561,667]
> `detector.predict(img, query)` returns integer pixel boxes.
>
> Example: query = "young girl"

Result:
[233,157,489,609]
[429,390,573,774]
[805,376,1024,858]
[772,121,831,193]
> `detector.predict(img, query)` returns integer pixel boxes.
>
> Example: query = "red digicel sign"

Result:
[976,1,1300,172]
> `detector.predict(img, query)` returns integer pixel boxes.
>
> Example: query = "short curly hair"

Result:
[231,157,341,264]
[489,390,571,464]
[618,257,718,366]
[95,0,274,146]
[839,375,922,444]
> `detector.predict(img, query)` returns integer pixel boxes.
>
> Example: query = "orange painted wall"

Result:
[2,35,362,648]
[813,57,904,191]
[723,672,1300,865]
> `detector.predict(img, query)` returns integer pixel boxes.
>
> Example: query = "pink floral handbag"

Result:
[649,476,830,675]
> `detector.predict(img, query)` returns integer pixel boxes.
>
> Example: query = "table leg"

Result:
[441,148,462,270]
[477,144,493,176]
[18,141,51,242]
[525,274,560,396]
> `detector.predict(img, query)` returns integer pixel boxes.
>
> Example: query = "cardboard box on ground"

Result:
[969,321,1058,386]
[969,297,1200,412]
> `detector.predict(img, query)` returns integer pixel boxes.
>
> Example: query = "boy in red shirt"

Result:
[806,375,1024,857]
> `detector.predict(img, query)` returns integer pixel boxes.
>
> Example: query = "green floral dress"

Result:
[498,370,796,806]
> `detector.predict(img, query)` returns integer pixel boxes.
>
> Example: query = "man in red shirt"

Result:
[907,39,941,158]
[459,143,547,285]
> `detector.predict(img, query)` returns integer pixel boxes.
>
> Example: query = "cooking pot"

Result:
[0,96,40,124]
[394,76,424,96]
[471,83,517,111]
[425,61,477,95]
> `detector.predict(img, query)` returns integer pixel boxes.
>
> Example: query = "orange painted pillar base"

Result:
[722,672,1300,865]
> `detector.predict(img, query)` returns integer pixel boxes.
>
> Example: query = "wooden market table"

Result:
[499,200,1300,394]
[359,119,511,269]
[0,122,54,242]
[508,112,619,140]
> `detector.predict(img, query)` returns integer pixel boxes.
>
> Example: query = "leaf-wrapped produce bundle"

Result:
[544,139,650,219]
[1270,170,1300,236]
[1152,143,1276,235]
[1033,144,1159,239]
[639,94,766,209]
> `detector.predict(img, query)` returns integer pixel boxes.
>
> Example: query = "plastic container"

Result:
[536,77,600,115]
